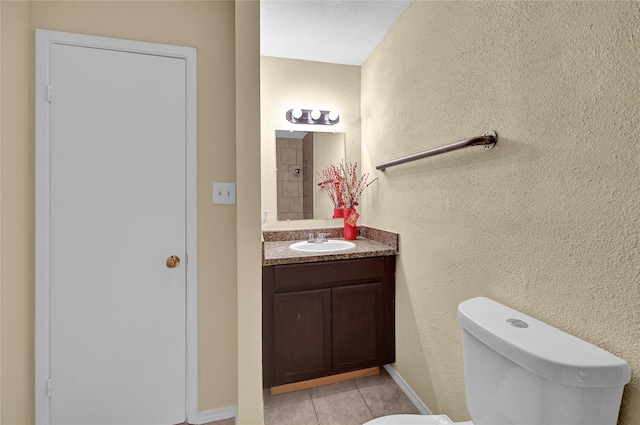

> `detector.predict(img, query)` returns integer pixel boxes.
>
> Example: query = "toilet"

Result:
[366,297,631,425]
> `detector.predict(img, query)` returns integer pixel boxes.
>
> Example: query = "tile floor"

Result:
[205,420,235,425]
[205,368,420,425]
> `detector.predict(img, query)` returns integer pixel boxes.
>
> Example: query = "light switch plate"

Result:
[213,182,236,205]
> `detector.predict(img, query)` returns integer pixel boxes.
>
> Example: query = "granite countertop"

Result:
[262,226,398,266]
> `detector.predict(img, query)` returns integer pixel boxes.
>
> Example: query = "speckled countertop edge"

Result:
[262,226,399,266]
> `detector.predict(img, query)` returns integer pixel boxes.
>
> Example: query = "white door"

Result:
[39,35,193,425]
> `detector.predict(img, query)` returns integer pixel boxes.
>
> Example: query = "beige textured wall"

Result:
[361,2,639,424]
[261,56,361,230]
[235,1,264,423]
[1,1,32,422]
[0,1,241,421]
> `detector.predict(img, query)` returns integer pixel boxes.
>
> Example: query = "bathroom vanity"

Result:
[262,227,398,390]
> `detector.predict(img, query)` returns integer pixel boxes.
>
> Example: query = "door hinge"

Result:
[47,84,52,102]
[47,377,52,397]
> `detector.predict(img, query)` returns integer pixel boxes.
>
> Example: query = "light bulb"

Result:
[311,109,321,120]
[292,108,303,119]
[328,111,339,121]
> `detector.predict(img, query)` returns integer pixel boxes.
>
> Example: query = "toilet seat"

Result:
[364,414,456,424]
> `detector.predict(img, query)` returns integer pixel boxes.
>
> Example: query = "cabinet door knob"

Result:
[166,255,180,268]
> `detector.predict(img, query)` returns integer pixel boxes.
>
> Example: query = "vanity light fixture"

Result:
[286,108,340,125]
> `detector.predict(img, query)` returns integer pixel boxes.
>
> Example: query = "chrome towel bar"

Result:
[376,130,498,171]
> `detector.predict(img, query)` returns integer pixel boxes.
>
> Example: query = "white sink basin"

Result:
[289,240,356,253]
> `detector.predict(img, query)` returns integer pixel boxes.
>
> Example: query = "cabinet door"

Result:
[273,289,332,385]
[332,282,384,373]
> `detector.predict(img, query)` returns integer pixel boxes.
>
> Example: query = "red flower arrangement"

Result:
[338,160,377,210]
[319,161,376,239]
[318,165,344,208]
[319,160,377,210]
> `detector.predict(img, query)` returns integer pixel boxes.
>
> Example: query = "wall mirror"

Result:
[275,130,345,221]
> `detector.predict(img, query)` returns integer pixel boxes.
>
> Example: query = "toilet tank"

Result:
[457,297,631,425]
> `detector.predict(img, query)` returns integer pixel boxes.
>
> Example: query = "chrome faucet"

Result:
[307,233,329,243]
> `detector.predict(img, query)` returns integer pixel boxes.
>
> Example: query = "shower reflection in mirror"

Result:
[275,131,345,221]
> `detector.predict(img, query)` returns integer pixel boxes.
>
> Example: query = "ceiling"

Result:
[260,0,412,66]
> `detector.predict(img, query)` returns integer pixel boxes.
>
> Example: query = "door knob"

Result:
[166,255,180,268]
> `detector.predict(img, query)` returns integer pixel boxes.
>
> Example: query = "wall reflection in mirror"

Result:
[275,131,345,221]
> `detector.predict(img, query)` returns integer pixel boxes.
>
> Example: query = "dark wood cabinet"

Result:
[263,256,395,388]
[332,282,384,373]
[273,289,332,384]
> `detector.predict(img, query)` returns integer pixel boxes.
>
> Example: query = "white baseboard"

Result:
[383,364,432,415]
[197,405,237,424]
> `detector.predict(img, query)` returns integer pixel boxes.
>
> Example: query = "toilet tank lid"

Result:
[457,297,631,388]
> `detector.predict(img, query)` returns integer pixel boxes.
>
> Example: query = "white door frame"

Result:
[35,29,198,424]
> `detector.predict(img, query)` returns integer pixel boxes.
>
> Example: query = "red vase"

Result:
[333,207,344,218]
[343,208,359,240]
